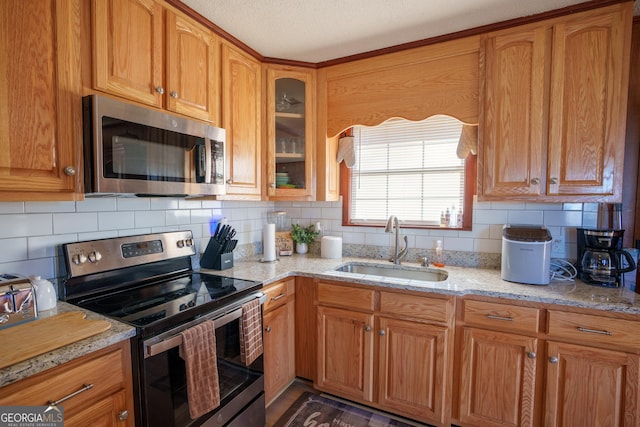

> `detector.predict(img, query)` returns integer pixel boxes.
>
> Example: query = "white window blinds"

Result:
[350,115,465,227]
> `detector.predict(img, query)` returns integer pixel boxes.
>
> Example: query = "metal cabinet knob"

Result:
[64,166,76,176]
[549,356,559,364]
[265,326,272,333]
[270,182,276,188]
[379,330,385,336]
[364,325,371,332]
[226,179,233,184]
[170,91,179,99]
[118,410,129,421]
[526,351,536,359]
[156,86,164,94]
[549,177,558,184]
[530,178,540,185]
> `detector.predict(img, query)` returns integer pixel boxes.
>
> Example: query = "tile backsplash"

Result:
[0,196,596,280]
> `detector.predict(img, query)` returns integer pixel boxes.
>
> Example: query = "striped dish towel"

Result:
[240,299,263,366]
[179,320,220,419]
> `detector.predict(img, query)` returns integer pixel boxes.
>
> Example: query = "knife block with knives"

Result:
[201,224,238,270]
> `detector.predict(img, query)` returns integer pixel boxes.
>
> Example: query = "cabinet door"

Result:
[547,5,631,198]
[221,44,262,198]
[166,10,219,123]
[316,306,374,402]
[266,66,315,200]
[459,327,538,427]
[480,26,547,198]
[377,317,449,425]
[544,341,640,427]
[0,0,82,200]
[93,0,164,108]
[65,389,130,427]
[295,277,317,381]
[263,301,295,405]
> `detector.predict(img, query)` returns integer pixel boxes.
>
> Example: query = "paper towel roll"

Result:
[263,223,276,262]
[321,236,342,259]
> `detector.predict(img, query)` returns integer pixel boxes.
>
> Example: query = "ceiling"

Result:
[180,0,640,63]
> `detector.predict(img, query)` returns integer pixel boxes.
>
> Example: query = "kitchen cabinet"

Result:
[0,0,83,201]
[316,281,453,426]
[93,0,219,123]
[457,299,542,427]
[0,341,134,426]
[220,42,262,199]
[479,3,632,201]
[294,276,317,381]
[263,278,295,405]
[265,65,315,200]
[544,310,640,427]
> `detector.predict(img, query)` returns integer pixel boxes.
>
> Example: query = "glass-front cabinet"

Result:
[265,66,315,200]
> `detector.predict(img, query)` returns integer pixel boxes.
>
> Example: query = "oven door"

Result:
[141,301,265,427]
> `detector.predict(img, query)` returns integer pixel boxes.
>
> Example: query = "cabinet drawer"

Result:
[380,291,452,323]
[0,344,127,417]
[547,310,640,352]
[463,300,540,334]
[317,282,375,312]
[263,279,294,313]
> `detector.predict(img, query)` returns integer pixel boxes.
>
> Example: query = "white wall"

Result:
[0,196,596,280]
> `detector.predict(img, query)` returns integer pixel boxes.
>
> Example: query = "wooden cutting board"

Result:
[0,311,112,370]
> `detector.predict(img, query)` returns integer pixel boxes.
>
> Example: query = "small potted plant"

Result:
[290,224,320,254]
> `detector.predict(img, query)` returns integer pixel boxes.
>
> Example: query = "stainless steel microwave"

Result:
[82,95,226,196]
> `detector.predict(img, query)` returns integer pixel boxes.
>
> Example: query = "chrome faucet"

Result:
[385,215,408,264]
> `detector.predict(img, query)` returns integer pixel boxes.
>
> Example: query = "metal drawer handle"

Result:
[48,383,94,406]
[118,410,129,421]
[487,314,513,322]
[271,294,286,301]
[577,326,612,336]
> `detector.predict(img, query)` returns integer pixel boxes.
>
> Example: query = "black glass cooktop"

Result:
[74,272,261,328]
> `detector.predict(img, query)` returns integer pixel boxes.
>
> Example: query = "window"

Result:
[342,115,475,229]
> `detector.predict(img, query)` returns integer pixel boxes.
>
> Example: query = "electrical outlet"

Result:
[551,237,564,255]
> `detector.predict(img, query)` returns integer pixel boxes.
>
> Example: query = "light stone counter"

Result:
[0,302,136,388]
[203,254,640,317]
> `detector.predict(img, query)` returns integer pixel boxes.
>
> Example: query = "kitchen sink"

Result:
[334,263,448,282]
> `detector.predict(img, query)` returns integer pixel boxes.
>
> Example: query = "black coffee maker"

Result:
[577,228,636,287]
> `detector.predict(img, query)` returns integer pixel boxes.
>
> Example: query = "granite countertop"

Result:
[0,302,136,388]
[203,254,640,316]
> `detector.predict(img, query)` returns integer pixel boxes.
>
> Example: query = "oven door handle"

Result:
[144,307,242,358]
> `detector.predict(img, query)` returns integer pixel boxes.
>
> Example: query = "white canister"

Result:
[321,236,343,259]
[30,276,57,311]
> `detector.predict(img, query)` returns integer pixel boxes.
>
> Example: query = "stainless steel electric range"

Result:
[58,231,265,427]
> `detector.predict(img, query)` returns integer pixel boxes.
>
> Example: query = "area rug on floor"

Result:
[273,392,421,427]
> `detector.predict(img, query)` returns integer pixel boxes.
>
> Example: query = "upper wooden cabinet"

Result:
[0,0,83,201]
[479,3,633,202]
[265,65,315,200]
[92,0,219,123]
[220,43,262,199]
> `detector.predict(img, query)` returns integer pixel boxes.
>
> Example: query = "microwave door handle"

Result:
[204,138,212,184]
[144,307,242,358]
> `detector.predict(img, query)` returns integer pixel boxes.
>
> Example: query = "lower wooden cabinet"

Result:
[0,341,134,426]
[458,327,539,427]
[316,282,453,426]
[263,278,296,405]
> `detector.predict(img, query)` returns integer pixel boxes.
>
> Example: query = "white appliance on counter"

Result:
[501,224,552,285]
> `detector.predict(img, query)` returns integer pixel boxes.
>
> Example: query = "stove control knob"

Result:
[88,251,103,263]
[188,300,196,308]
[72,253,88,265]
[177,240,185,248]
[179,303,187,311]
[185,239,194,247]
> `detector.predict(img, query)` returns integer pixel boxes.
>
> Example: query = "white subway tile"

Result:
[179,199,202,209]
[166,210,191,225]
[201,200,223,209]
[563,203,583,211]
[320,207,342,220]
[0,202,24,214]
[543,211,583,227]
[117,198,151,211]
[0,214,53,238]
[342,232,365,244]
[0,238,28,262]
[415,236,438,249]
[190,209,214,224]
[228,208,249,221]
[365,233,391,246]
[135,210,165,228]
[474,238,502,253]
[150,198,180,210]
[53,213,98,234]
[581,212,597,228]
[491,201,525,210]
[525,202,562,211]
[507,210,543,224]
[462,223,490,239]
[25,201,75,213]
[77,231,119,241]
[98,211,135,231]
[76,198,117,212]
[474,209,508,225]
[120,228,152,236]
[443,237,474,251]
[488,224,504,240]
[0,257,54,280]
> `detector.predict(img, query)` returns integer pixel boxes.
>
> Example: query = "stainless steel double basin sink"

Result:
[334,262,448,283]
